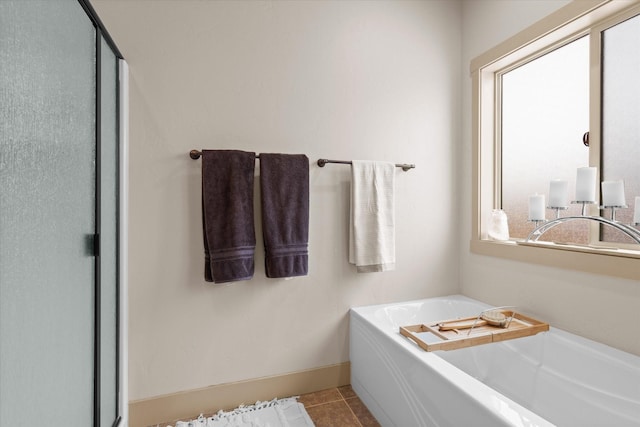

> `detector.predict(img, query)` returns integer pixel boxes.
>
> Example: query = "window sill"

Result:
[470,239,640,281]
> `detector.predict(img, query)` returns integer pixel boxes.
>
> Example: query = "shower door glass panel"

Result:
[100,36,119,426]
[0,1,96,425]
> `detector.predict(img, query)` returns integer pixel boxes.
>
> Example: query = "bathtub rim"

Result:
[351,294,640,368]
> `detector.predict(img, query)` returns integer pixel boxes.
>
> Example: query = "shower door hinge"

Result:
[93,233,100,257]
[86,233,100,257]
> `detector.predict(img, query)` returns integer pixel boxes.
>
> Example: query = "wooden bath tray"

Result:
[400,311,549,352]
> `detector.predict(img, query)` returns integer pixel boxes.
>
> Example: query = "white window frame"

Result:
[470,0,640,281]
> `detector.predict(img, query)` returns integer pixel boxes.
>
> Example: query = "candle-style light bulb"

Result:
[601,180,626,207]
[549,179,569,208]
[528,194,545,221]
[575,167,597,202]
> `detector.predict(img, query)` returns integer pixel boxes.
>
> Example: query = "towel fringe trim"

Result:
[172,397,301,427]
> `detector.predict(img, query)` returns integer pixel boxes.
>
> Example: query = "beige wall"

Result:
[92,0,462,401]
[92,0,640,407]
[460,0,640,357]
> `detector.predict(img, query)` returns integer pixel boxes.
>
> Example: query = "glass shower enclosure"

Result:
[0,1,125,426]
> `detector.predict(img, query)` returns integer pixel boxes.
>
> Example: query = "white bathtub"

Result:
[350,295,640,427]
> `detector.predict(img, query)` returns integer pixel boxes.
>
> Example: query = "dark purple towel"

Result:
[260,153,309,278]
[202,150,256,283]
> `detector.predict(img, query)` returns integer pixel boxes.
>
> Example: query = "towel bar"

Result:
[190,150,261,160]
[317,159,415,171]
[189,151,415,171]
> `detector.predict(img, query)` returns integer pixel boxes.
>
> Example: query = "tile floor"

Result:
[151,385,380,427]
[299,385,380,427]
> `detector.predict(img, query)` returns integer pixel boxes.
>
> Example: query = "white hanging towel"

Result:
[349,160,396,273]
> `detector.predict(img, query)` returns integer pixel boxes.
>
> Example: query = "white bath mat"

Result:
[171,397,315,427]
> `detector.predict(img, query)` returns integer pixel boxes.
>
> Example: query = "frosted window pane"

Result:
[0,1,95,425]
[501,37,590,243]
[601,14,640,243]
[100,37,119,426]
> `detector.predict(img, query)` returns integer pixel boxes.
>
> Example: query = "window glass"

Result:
[601,14,640,243]
[501,36,590,243]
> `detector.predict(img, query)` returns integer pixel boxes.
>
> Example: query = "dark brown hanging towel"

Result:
[201,150,256,283]
[260,153,309,278]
